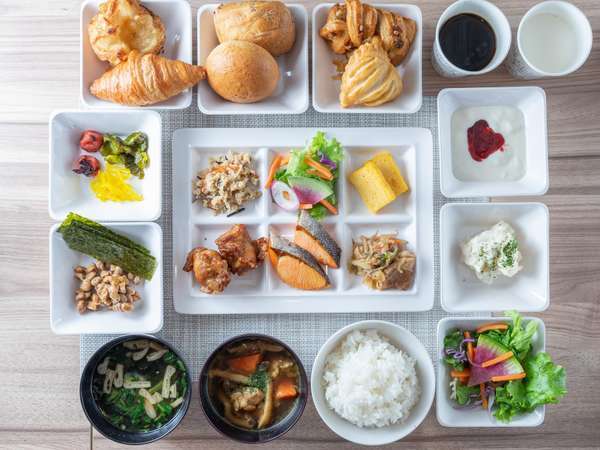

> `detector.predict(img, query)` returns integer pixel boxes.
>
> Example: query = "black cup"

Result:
[80,334,192,445]
[199,334,308,444]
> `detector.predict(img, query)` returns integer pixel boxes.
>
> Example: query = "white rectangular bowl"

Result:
[81,0,193,109]
[312,3,422,114]
[49,110,162,222]
[197,4,309,115]
[436,316,546,427]
[172,127,433,314]
[438,87,548,197]
[50,222,163,335]
[440,202,549,312]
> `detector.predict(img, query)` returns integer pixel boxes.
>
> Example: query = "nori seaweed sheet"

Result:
[59,213,157,280]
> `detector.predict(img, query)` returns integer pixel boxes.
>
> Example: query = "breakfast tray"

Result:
[81,96,486,376]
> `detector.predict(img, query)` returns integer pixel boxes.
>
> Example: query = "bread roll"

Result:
[213,1,295,56]
[206,41,280,103]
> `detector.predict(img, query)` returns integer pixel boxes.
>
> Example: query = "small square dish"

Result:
[197,3,309,115]
[312,3,422,114]
[440,202,549,312]
[50,221,163,335]
[436,316,546,427]
[80,0,193,109]
[438,87,548,197]
[49,110,162,222]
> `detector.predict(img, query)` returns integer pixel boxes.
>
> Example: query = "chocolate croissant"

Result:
[340,37,402,108]
[320,0,416,65]
[90,50,206,106]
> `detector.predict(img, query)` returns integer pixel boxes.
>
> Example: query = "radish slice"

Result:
[271,181,299,211]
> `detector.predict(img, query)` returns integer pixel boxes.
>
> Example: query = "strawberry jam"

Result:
[467,120,505,162]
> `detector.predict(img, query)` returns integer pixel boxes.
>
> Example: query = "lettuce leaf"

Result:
[493,352,566,422]
[485,310,538,361]
[443,330,466,371]
[449,379,480,406]
[310,131,343,165]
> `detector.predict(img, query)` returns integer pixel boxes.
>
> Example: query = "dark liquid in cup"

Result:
[439,13,496,72]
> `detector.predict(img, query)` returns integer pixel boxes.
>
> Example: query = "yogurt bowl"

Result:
[438,86,548,198]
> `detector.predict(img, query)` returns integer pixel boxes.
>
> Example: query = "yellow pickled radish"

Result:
[90,164,143,202]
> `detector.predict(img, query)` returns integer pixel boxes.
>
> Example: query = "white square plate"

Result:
[49,110,162,222]
[436,316,545,427]
[81,0,193,109]
[438,87,548,197]
[197,4,309,115]
[312,3,422,114]
[172,128,433,314]
[440,202,549,312]
[50,222,163,335]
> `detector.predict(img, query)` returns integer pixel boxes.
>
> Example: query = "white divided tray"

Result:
[172,128,433,314]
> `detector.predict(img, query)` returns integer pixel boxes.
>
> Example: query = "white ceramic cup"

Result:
[432,0,511,78]
[505,1,593,79]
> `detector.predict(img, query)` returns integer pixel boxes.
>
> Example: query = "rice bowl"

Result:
[323,329,420,428]
[311,320,435,446]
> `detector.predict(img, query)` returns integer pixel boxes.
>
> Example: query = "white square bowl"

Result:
[436,316,546,427]
[49,110,162,222]
[312,3,422,114]
[50,222,163,335]
[80,0,193,109]
[197,4,309,115]
[438,87,548,197]
[440,202,549,312]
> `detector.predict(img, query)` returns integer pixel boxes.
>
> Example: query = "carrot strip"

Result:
[476,323,509,334]
[275,378,298,400]
[464,331,475,362]
[481,351,514,368]
[450,368,470,379]
[299,203,313,210]
[480,383,488,409]
[227,353,262,375]
[319,198,338,215]
[280,155,290,165]
[491,372,526,382]
[265,155,282,189]
[305,158,333,180]
[306,168,333,180]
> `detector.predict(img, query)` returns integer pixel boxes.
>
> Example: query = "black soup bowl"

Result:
[80,334,192,445]
[199,334,308,444]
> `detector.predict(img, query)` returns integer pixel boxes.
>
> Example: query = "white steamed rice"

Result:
[322,329,420,428]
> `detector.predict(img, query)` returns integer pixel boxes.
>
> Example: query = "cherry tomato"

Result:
[79,130,103,152]
[72,155,101,177]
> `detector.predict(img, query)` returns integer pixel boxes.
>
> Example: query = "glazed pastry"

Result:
[213,1,296,56]
[340,37,402,108]
[319,0,416,65]
[345,0,378,47]
[90,51,206,106]
[88,0,166,66]
[377,9,417,65]
[319,4,351,54]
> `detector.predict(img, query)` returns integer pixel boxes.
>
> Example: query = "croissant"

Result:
[320,0,416,65]
[340,37,402,108]
[90,50,207,106]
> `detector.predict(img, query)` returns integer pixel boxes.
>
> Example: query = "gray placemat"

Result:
[81,96,486,377]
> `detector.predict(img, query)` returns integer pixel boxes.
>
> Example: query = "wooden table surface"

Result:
[1,0,599,449]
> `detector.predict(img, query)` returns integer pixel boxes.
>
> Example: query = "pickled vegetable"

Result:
[100,131,150,179]
[91,165,143,202]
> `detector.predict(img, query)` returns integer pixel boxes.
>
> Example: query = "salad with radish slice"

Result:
[266,132,343,220]
[443,311,566,422]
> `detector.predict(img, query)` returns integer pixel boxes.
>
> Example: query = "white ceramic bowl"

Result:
[311,320,435,446]
[440,202,549,312]
[50,221,163,335]
[80,0,193,109]
[438,86,548,197]
[312,3,423,114]
[49,110,162,222]
[436,316,546,427]
[197,4,309,115]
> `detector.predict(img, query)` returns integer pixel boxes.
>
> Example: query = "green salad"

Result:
[267,132,344,220]
[443,311,566,422]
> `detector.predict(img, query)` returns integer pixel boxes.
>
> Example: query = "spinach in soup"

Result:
[208,340,300,430]
[92,339,188,432]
